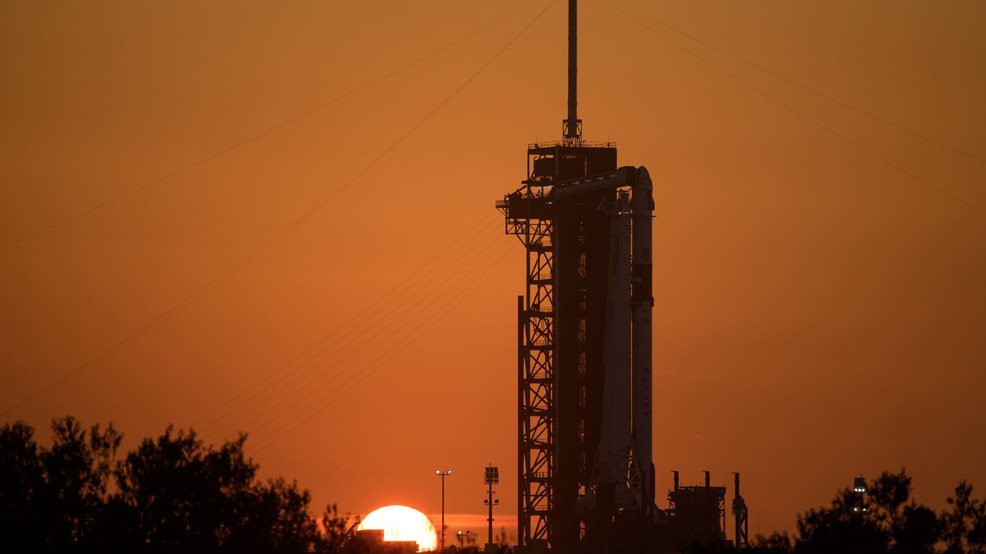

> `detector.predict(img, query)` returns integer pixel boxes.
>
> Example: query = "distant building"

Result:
[351,529,419,554]
[663,471,728,549]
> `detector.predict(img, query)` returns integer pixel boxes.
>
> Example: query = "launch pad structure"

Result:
[497,1,655,550]
[499,152,655,553]
[495,2,748,552]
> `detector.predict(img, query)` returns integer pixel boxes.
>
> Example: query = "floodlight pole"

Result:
[484,464,500,548]
[437,469,452,551]
[486,480,495,545]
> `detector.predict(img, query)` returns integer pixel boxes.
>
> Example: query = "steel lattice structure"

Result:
[500,161,656,551]
[495,2,751,550]
[496,1,657,551]
[499,182,556,547]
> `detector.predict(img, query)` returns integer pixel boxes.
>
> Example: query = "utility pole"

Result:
[436,469,452,551]
[484,465,500,548]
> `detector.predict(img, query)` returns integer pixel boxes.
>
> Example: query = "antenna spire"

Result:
[564,0,581,142]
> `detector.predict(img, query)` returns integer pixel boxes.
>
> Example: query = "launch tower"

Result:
[496,1,657,551]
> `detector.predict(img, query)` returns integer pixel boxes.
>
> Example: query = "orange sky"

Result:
[1,0,985,542]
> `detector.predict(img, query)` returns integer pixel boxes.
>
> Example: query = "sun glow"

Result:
[359,505,438,551]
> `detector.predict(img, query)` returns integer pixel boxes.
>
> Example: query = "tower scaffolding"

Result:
[499,180,556,547]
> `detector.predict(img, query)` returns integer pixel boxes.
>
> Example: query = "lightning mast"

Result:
[565,0,581,142]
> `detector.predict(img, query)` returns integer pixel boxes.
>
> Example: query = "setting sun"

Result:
[359,505,438,552]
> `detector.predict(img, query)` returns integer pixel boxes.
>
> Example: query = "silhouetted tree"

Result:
[0,421,47,551]
[0,416,121,553]
[871,469,914,533]
[791,469,949,554]
[942,481,986,554]
[893,505,940,554]
[794,469,942,554]
[751,531,793,552]
[45,416,121,551]
[0,418,339,553]
[322,502,355,550]
[870,469,939,554]
[795,485,888,554]
[112,427,325,553]
[113,427,246,550]
[228,477,323,553]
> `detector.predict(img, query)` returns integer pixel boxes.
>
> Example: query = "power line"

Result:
[249,243,518,454]
[0,0,544,253]
[199,222,508,440]
[196,212,500,430]
[603,0,984,216]
[231,238,516,448]
[198,218,500,435]
[197,0,560,437]
[0,0,556,417]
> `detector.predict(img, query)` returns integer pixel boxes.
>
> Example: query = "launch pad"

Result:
[494,2,748,552]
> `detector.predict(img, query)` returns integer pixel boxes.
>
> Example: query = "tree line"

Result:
[0,416,347,553]
[743,469,986,554]
[3,416,985,553]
